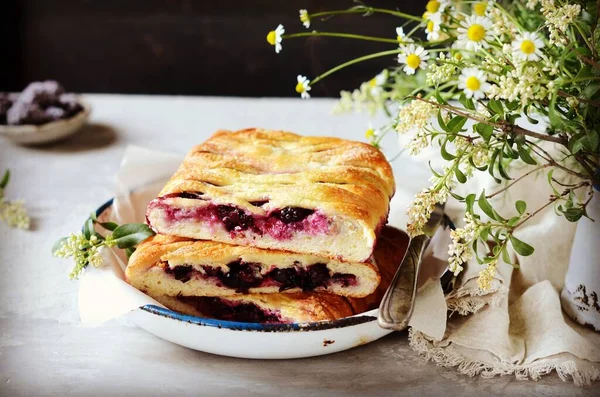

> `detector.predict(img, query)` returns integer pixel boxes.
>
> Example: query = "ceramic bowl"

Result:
[0,98,91,145]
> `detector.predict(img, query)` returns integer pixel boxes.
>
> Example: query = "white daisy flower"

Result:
[295,75,311,99]
[365,123,380,140]
[458,67,490,99]
[396,27,412,44]
[369,70,388,96]
[423,0,449,21]
[266,24,285,53]
[425,18,441,41]
[299,9,310,29]
[472,1,493,16]
[512,31,545,62]
[398,45,430,75]
[456,16,493,51]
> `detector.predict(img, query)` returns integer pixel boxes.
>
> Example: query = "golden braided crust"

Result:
[147,128,395,261]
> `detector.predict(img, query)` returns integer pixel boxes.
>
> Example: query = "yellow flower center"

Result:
[465,76,481,91]
[520,39,536,55]
[397,35,404,43]
[454,52,463,61]
[406,54,421,69]
[473,2,487,16]
[300,13,309,23]
[467,24,486,42]
[266,31,276,45]
[295,82,305,93]
[369,78,377,87]
[365,128,375,139]
[426,1,441,13]
[427,21,435,33]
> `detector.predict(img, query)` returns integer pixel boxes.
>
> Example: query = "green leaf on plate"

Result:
[509,235,535,256]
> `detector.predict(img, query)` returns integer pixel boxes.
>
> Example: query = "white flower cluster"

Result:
[540,0,582,46]
[333,81,388,115]
[426,53,457,85]
[477,259,498,291]
[396,99,437,134]
[0,188,30,229]
[455,137,491,169]
[54,233,108,279]
[406,187,449,237]
[448,212,480,275]
[487,65,550,106]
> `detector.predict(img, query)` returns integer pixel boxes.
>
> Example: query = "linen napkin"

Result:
[397,139,600,386]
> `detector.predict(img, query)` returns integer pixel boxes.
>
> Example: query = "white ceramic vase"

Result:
[560,190,600,331]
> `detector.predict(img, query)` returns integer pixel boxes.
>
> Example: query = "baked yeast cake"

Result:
[146,129,395,262]
[126,234,381,298]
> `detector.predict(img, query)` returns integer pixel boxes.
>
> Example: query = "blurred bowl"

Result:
[0,98,91,145]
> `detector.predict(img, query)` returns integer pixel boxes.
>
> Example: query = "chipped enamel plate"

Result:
[93,195,407,359]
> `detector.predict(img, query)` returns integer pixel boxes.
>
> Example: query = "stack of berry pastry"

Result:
[126,128,397,323]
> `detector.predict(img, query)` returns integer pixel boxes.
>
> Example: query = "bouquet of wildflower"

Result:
[266,0,600,289]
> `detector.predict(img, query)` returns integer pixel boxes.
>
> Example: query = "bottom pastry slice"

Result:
[136,226,409,323]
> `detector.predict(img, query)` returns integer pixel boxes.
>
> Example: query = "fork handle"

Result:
[377,234,429,331]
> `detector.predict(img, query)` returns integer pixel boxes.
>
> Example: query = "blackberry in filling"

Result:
[216,205,255,232]
[164,264,193,283]
[180,297,280,323]
[167,262,357,292]
[273,207,315,224]
[219,260,262,292]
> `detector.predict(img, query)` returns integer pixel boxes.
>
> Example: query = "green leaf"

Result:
[99,222,119,231]
[475,123,493,142]
[434,90,448,105]
[448,116,468,134]
[83,217,94,240]
[52,237,68,255]
[465,193,476,213]
[502,246,512,265]
[562,207,585,222]
[509,235,535,256]
[449,190,465,201]
[0,170,9,189]
[497,159,511,180]
[437,110,449,132]
[517,145,537,165]
[428,161,443,178]
[478,191,496,220]
[440,139,456,160]
[125,247,136,258]
[488,100,504,117]
[508,216,521,226]
[479,226,490,241]
[459,93,476,110]
[515,200,527,215]
[455,167,467,183]
[112,223,155,249]
[547,169,560,196]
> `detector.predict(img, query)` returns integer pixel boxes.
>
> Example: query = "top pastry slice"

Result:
[146,128,395,262]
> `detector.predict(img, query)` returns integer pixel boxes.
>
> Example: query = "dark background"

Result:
[2,0,424,97]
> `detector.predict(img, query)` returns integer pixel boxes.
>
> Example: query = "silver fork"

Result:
[377,203,446,330]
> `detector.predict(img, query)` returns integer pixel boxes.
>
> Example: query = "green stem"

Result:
[309,8,423,23]
[283,32,397,44]
[310,49,403,85]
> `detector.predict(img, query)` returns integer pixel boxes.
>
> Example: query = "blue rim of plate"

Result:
[93,197,378,332]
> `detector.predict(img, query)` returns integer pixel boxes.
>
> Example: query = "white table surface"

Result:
[0,95,594,396]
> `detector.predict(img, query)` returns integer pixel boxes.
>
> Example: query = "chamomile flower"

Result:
[266,24,285,53]
[369,70,387,96]
[512,31,545,62]
[299,9,310,28]
[472,1,492,16]
[458,67,490,99]
[425,18,441,41]
[456,16,493,51]
[365,123,380,140]
[295,75,311,99]
[398,45,429,75]
[423,0,448,21]
[396,27,412,44]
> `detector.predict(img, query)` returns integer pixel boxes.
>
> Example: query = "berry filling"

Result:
[149,194,330,240]
[162,261,357,292]
[179,296,282,323]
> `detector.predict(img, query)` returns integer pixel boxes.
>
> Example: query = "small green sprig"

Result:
[0,170,30,230]
[52,213,155,279]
